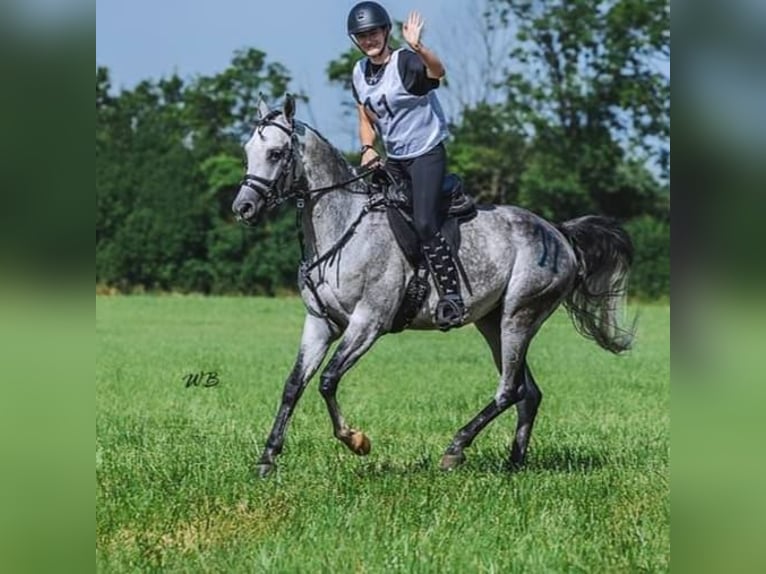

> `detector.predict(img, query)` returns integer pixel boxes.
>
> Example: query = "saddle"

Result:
[372,169,477,332]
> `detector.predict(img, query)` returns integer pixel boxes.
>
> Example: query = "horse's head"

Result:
[232,94,304,225]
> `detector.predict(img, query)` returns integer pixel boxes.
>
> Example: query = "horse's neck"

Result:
[301,131,368,258]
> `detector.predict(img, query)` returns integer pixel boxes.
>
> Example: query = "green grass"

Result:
[96,296,669,572]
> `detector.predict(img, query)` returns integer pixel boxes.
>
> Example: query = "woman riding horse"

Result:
[347,1,465,330]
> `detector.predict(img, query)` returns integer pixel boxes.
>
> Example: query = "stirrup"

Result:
[435,294,465,331]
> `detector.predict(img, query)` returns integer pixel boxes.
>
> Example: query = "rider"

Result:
[347,1,466,330]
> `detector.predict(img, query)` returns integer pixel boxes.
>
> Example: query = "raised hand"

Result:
[402,11,424,50]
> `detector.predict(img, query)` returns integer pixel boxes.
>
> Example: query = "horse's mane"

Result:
[255,109,364,192]
[301,122,356,174]
[297,120,369,194]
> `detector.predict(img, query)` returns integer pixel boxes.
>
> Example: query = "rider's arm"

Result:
[357,103,379,165]
[410,44,444,80]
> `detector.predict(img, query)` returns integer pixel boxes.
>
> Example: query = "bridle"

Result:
[239,111,305,211]
[239,111,377,211]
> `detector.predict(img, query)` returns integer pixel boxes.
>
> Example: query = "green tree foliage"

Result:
[487,0,670,297]
[624,214,670,299]
[447,103,527,204]
[96,49,300,294]
[493,0,669,221]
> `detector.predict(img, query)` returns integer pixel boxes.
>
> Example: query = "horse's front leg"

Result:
[318,312,383,457]
[256,314,337,477]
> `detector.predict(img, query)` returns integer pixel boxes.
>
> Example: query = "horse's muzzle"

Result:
[232,187,263,224]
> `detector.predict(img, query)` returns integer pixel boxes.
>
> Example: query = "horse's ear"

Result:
[255,93,270,119]
[283,93,296,126]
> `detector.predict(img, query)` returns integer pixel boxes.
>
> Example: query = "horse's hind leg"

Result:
[475,309,542,468]
[441,305,540,470]
[475,306,503,371]
[318,313,383,456]
[510,363,542,466]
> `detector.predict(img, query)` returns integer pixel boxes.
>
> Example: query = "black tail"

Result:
[558,216,635,354]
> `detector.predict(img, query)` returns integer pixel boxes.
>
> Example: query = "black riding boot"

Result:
[422,232,466,331]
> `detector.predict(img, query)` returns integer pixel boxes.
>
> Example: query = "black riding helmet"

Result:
[347,1,391,37]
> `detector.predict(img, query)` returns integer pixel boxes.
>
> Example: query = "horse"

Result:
[232,95,634,477]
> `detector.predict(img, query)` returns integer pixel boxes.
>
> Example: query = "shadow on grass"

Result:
[460,450,606,476]
[506,445,608,474]
[353,455,436,478]
[350,444,608,478]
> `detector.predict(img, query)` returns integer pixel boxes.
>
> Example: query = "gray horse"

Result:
[233,95,633,477]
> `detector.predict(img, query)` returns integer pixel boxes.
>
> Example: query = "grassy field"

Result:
[96,295,669,572]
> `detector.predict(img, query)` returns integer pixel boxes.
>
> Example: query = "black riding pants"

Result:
[387,143,446,241]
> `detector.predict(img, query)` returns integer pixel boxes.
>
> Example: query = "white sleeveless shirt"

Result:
[352,49,448,160]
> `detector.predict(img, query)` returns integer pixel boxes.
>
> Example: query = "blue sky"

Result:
[96,0,459,150]
[97,0,671,167]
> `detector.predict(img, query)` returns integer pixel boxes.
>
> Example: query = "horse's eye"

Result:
[268,149,284,162]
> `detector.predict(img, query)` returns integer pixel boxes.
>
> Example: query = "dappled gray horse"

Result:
[233,95,633,477]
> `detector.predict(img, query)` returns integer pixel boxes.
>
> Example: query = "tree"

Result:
[96,48,300,293]
[492,0,669,218]
[447,102,527,204]
[184,48,302,151]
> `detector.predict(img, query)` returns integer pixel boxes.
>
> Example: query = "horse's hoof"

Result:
[254,462,275,478]
[510,443,525,466]
[440,452,466,471]
[348,431,371,456]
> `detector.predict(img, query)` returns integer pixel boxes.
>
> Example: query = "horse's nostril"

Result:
[240,202,255,217]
